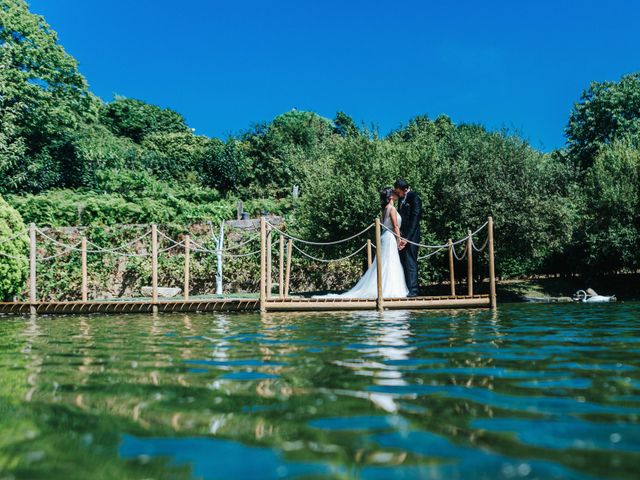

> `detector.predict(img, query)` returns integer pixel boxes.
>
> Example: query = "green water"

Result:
[0,303,639,480]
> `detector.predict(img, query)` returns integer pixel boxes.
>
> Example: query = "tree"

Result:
[142,131,209,182]
[100,97,189,143]
[333,111,360,138]
[0,57,26,193]
[0,0,100,193]
[242,110,335,196]
[199,138,251,195]
[579,134,640,272]
[566,73,640,169]
[0,195,28,300]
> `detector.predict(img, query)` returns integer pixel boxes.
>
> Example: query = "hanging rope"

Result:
[266,221,375,246]
[292,242,368,263]
[35,228,152,256]
[0,228,29,245]
[40,243,82,261]
[452,241,468,261]
[0,250,27,261]
[471,235,489,252]
[418,245,448,260]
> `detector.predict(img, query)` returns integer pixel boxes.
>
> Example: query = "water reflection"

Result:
[0,303,638,479]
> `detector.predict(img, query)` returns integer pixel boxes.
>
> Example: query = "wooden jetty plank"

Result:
[0,294,489,316]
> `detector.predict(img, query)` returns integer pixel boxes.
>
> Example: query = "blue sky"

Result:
[29,0,640,150]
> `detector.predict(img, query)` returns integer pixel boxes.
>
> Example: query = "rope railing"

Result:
[452,242,468,261]
[0,228,28,245]
[292,242,369,263]
[35,228,153,256]
[266,221,375,246]
[0,250,27,261]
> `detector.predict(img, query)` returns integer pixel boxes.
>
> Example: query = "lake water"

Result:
[0,303,639,479]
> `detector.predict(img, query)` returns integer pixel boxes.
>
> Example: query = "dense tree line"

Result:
[1,0,639,298]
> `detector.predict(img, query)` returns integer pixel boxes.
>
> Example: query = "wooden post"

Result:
[266,227,272,299]
[367,239,372,267]
[29,223,36,315]
[488,216,497,309]
[184,234,190,300]
[81,236,88,301]
[448,238,455,296]
[284,238,293,298]
[467,230,473,297]
[375,218,384,311]
[259,217,267,312]
[278,234,284,297]
[151,224,158,311]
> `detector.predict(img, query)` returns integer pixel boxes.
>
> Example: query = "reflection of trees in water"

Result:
[4,308,621,479]
[1,313,435,474]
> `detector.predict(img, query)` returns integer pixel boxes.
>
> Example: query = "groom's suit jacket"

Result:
[398,190,422,242]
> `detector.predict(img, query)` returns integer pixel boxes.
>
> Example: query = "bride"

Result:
[317,187,409,299]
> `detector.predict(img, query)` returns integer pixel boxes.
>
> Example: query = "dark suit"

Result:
[398,190,422,295]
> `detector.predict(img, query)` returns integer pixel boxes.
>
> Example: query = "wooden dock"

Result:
[0,217,497,316]
[0,294,489,316]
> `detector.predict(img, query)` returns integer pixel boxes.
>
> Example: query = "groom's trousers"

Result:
[400,242,419,295]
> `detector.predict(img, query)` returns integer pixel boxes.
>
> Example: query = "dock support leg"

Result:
[29,223,37,316]
[375,218,384,311]
[448,238,455,296]
[260,217,267,313]
[284,238,292,298]
[152,224,158,314]
[488,216,497,309]
[467,230,473,297]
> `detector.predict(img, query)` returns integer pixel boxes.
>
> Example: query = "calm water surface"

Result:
[0,303,639,479]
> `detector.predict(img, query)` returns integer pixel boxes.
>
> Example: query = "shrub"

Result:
[0,196,29,300]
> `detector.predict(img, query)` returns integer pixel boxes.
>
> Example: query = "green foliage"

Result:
[0,195,28,300]
[566,73,640,170]
[199,138,252,194]
[142,131,209,182]
[0,0,100,193]
[8,173,231,227]
[579,135,640,272]
[241,110,334,196]
[100,97,189,143]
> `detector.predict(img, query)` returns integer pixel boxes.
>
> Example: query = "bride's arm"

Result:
[389,208,402,246]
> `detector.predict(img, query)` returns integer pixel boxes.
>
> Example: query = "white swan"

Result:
[573,289,616,303]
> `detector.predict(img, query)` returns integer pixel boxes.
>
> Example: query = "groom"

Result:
[394,178,422,297]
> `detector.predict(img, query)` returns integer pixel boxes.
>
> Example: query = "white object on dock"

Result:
[141,286,181,298]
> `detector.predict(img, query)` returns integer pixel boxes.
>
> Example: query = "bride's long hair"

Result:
[379,187,394,212]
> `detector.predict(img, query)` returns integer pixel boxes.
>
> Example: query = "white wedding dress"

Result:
[316,208,409,299]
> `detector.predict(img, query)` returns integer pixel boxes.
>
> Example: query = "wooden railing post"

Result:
[151,224,158,312]
[375,218,384,311]
[29,223,36,315]
[266,227,272,299]
[467,230,473,297]
[448,238,455,296]
[278,234,284,297]
[367,239,372,267]
[260,217,267,312]
[488,216,497,309]
[81,236,88,301]
[284,238,293,298]
[184,234,190,300]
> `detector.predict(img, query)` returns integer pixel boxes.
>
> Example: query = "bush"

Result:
[0,196,29,300]
[578,135,640,272]
[100,97,189,143]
